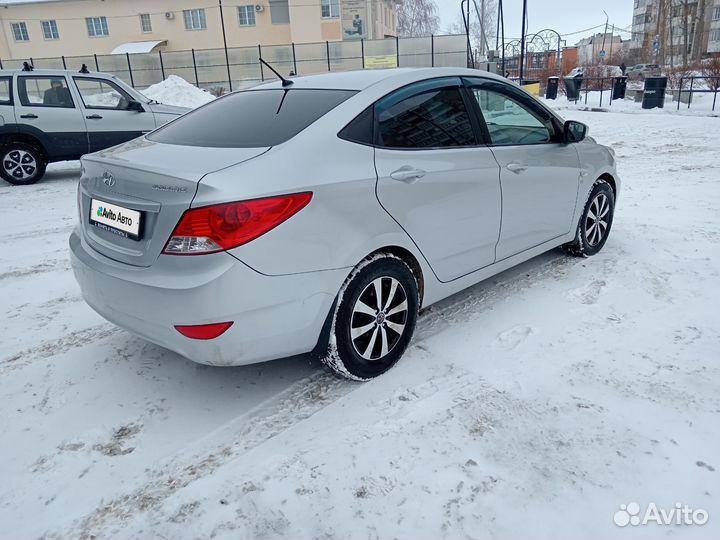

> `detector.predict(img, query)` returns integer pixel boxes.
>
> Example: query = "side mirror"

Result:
[127,100,145,112]
[564,120,588,143]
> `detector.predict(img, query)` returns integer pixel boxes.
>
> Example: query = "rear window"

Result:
[148,88,356,148]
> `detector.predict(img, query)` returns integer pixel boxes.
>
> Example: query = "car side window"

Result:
[0,77,12,105]
[375,84,477,149]
[74,77,134,110]
[18,76,75,108]
[469,86,555,146]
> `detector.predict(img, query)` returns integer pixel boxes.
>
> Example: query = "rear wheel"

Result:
[322,255,419,380]
[562,179,615,257]
[0,142,46,185]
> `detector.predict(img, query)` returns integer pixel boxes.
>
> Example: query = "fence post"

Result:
[361,39,365,69]
[61,55,67,69]
[30,57,34,68]
[258,44,264,81]
[126,52,135,87]
[599,78,603,108]
[191,49,199,87]
[396,36,400,68]
[431,35,434,67]
[688,77,693,109]
[94,53,99,71]
[326,41,331,72]
[0,59,3,70]
[159,50,165,80]
[713,79,718,112]
[677,77,682,111]
[291,42,297,75]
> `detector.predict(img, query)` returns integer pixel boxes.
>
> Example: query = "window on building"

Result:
[321,0,340,18]
[711,29,720,42]
[269,0,290,24]
[714,6,720,20]
[41,20,59,40]
[633,14,644,25]
[238,5,256,26]
[140,13,152,33]
[86,16,109,37]
[183,8,208,30]
[11,22,29,42]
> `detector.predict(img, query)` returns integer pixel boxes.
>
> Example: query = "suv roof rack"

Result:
[79,64,90,74]
[22,61,34,72]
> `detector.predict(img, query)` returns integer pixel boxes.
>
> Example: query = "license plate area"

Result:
[89,198,142,240]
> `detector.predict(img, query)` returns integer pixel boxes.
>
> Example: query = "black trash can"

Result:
[642,76,668,109]
[612,76,628,100]
[546,76,559,99]
[564,74,583,100]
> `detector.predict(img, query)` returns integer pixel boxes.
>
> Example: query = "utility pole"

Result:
[600,10,609,64]
[519,0,527,83]
[218,0,233,91]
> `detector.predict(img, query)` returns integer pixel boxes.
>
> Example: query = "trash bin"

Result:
[546,76,559,99]
[521,79,541,96]
[612,76,628,100]
[564,74,583,100]
[642,76,667,109]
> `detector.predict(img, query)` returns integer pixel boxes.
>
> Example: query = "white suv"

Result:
[0,67,189,185]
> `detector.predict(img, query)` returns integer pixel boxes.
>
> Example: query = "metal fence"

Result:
[676,76,720,111]
[0,34,467,92]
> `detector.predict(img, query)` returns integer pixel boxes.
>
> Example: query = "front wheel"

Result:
[562,179,615,257]
[1,143,47,185]
[322,255,419,380]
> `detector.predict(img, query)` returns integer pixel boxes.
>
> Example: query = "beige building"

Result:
[0,0,398,60]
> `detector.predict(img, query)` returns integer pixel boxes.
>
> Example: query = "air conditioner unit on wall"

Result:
[165,12,175,20]
[255,4,265,12]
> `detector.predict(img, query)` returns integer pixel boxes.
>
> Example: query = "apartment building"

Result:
[0,0,398,60]
[629,0,720,63]
[575,32,626,65]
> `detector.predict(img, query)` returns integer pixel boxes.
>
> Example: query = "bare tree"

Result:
[448,0,497,58]
[396,0,440,37]
[702,56,720,91]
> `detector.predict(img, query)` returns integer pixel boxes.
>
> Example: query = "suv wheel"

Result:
[322,255,419,380]
[1,143,47,185]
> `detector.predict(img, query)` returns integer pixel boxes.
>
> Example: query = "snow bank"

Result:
[141,75,215,109]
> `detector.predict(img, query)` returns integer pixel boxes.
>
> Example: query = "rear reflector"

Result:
[164,192,312,255]
[175,321,233,340]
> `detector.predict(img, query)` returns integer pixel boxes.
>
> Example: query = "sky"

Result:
[437,0,634,47]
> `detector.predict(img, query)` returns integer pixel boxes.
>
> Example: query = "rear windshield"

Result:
[148,88,356,148]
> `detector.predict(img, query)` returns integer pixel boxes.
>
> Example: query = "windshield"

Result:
[147,88,356,148]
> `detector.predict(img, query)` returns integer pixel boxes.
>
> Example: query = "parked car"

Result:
[70,67,620,380]
[0,67,189,185]
[626,64,662,81]
[566,65,624,79]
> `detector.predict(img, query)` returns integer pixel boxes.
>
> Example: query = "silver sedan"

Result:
[70,67,619,380]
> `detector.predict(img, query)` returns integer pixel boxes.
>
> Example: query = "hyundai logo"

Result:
[102,171,115,187]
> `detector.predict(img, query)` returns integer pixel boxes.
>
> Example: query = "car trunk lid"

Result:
[79,138,269,267]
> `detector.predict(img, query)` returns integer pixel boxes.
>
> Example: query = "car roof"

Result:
[0,68,111,77]
[253,67,508,91]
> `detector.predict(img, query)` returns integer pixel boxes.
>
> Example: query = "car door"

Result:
[72,76,156,152]
[373,77,502,282]
[15,75,88,160]
[463,78,581,261]
[0,76,16,127]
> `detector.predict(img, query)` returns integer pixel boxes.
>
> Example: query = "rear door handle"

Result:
[20,113,38,119]
[86,114,103,120]
[390,167,426,183]
[506,162,527,173]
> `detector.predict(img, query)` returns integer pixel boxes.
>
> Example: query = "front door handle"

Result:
[506,162,527,173]
[86,114,103,120]
[390,167,426,183]
[20,113,38,119]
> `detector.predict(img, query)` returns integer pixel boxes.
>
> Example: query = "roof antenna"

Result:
[259,57,293,87]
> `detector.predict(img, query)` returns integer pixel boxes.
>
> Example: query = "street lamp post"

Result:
[219,0,233,91]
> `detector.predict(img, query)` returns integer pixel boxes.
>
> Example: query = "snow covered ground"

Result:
[0,81,718,539]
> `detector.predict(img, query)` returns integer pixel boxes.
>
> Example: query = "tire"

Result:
[562,179,615,257]
[0,142,47,185]
[322,255,419,381]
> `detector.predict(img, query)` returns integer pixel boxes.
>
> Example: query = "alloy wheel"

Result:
[3,149,37,180]
[350,276,408,361]
[585,193,610,247]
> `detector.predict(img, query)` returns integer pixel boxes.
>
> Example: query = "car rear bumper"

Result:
[69,228,346,366]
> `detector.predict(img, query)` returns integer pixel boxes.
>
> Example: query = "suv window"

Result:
[18,76,75,108]
[148,88,355,148]
[74,77,134,109]
[375,84,476,148]
[0,77,12,105]
[467,84,555,145]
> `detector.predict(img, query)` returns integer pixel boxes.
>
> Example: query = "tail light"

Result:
[164,192,312,255]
